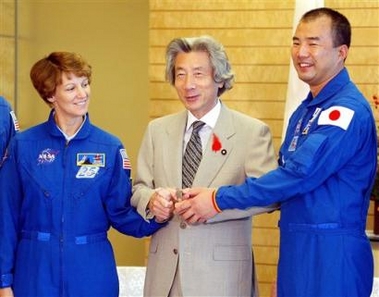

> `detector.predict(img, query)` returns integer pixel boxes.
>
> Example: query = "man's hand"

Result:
[174,187,218,224]
[148,188,175,222]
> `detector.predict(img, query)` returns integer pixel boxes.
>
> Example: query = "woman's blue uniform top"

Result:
[0,110,163,296]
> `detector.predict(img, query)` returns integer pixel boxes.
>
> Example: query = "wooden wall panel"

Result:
[0,1,15,36]
[150,28,292,47]
[150,10,292,28]
[0,1,15,105]
[148,1,379,295]
[367,202,374,230]
[150,1,295,11]
[0,38,15,102]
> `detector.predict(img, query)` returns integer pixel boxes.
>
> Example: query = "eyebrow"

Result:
[292,36,321,42]
[175,66,207,71]
[193,66,207,71]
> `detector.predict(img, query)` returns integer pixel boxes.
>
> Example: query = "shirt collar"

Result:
[307,68,350,107]
[56,114,87,141]
[185,99,221,132]
[48,109,90,141]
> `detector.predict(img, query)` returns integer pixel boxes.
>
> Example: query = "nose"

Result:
[296,44,309,58]
[184,74,195,90]
[76,85,87,98]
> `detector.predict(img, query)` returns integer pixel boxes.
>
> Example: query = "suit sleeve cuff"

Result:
[212,189,222,213]
[1,273,13,288]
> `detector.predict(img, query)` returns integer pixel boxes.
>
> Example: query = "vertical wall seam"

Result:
[14,0,18,114]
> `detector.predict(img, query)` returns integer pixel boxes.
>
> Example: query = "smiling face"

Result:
[48,72,90,126]
[291,15,348,96]
[174,51,223,119]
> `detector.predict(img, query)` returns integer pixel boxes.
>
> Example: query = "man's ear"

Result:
[339,44,349,61]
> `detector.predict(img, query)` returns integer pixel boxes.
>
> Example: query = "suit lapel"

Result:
[163,112,187,187]
[193,105,235,187]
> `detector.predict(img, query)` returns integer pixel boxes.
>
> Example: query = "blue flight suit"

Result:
[0,110,164,297]
[0,96,18,164]
[216,68,376,297]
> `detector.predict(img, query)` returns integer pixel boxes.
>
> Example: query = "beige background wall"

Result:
[1,1,379,296]
[0,1,15,107]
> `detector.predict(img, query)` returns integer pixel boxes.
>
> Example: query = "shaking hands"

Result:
[148,187,219,224]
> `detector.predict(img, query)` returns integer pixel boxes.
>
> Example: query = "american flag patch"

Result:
[10,111,20,131]
[120,149,131,170]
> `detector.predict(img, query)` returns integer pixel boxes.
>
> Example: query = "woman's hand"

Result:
[0,287,14,297]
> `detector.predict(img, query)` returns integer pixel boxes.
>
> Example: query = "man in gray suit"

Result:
[131,35,277,297]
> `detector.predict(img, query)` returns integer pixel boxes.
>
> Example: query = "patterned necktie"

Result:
[182,121,205,188]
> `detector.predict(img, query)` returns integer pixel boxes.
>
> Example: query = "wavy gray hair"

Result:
[165,35,234,96]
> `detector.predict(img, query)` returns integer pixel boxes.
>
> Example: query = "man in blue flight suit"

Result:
[0,96,19,166]
[175,7,377,297]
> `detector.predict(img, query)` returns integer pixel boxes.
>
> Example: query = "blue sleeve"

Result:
[104,145,166,238]
[110,207,165,238]
[0,101,16,163]
[216,105,375,210]
[0,139,22,288]
[216,133,328,209]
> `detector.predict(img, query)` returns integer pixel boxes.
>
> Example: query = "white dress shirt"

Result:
[183,99,221,154]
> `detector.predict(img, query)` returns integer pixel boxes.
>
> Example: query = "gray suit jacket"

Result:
[132,104,277,297]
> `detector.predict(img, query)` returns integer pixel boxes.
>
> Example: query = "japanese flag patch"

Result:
[317,106,354,130]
